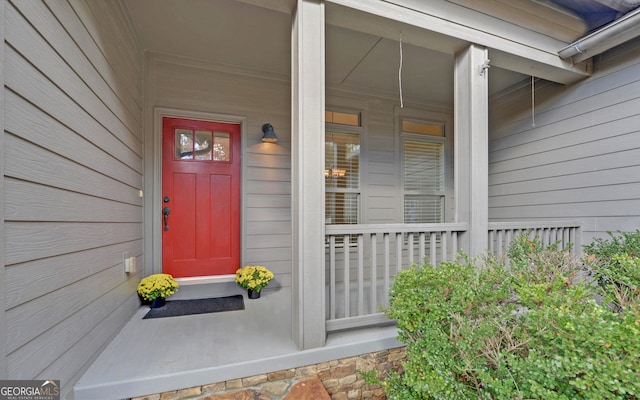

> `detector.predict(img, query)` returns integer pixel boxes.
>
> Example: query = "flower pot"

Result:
[247,289,261,299]
[150,297,166,308]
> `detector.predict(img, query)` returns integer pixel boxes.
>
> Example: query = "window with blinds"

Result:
[325,109,361,227]
[402,120,445,224]
[325,131,360,225]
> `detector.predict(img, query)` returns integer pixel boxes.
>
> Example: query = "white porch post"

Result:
[454,44,489,256]
[291,0,326,349]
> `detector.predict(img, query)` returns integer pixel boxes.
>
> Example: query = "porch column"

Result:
[454,44,489,256]
[291,0,326,349]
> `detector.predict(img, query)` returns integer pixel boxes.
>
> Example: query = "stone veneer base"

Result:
[130,347,406,400]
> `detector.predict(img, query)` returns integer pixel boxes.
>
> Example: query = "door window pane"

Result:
[213,132,230,161]
[175,129,230,161]
[194,130,213,160]
[176,129,194,159]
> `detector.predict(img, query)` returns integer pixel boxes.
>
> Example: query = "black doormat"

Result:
[143,295,245,319]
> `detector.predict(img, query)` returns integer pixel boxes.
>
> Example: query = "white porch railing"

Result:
[488,220,583,257]
[324,220,583,332]
[324,223,468,332]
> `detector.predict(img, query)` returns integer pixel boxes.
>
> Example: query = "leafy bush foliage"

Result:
[382,235,640,400]
[584,230,640,309]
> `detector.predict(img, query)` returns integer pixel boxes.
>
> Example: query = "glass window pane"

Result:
[194,130,212,160]
[404,195,443,223]
[213,132,230,161]
[325,132,359,189]
[325,192,359,225]
[402,120,443,136]
[176,129,194,159]
[403,140,443,192]
[326,111,360,126]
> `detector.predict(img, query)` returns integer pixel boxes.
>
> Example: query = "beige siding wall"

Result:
[489,37,640,244]
[3,0,143,396]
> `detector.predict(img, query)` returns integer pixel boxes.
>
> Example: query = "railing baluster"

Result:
[358,235,364,316]
[396,232,403,274]
[430,232,437,266]
[488,230,495,254]
[419,233,426,264]
[441,231,448,263]
[505,230,513,266]
[543,228,550,247]
[330,235,336,320]
[497,230,503,256]
[343,234,350,319]
[384,233,390,309]
[370,233,377,316]
[452,231,458,259]
[408,233,415,265]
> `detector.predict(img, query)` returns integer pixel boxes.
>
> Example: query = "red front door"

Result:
[162,117,241,278]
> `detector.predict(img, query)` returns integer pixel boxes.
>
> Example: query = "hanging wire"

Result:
[399,32,404,108]
[531,76,536,127]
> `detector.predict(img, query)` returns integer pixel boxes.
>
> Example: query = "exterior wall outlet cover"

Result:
[125,257,137,273]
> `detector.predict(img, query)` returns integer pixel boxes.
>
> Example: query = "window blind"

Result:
[403,139,444,223]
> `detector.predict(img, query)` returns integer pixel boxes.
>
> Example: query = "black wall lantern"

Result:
[261,123,278,143]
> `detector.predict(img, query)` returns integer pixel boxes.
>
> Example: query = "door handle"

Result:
[163,207,171,231]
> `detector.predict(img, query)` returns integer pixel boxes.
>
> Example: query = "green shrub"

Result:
[583,230,640,309]
[382,236,640,400]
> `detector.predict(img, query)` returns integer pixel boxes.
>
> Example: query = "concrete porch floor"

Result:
[73,283,400,400]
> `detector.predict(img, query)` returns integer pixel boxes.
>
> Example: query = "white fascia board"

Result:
[326,0,591,84]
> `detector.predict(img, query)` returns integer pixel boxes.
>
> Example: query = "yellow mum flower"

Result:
[235,266,274,291]
[137,273,179,301]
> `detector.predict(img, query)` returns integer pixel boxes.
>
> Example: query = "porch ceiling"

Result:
[122,0,615,105]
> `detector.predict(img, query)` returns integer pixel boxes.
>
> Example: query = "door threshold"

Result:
[175,274,235,286]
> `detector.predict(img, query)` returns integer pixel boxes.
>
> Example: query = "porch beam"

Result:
[291,0,326,350]
[325,0,590,85]
[454,44,489,257]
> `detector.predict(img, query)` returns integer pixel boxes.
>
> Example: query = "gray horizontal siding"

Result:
[3,0,143,397]
[365,101,399,224]
[489,36,640,244]
[0,0,6,380]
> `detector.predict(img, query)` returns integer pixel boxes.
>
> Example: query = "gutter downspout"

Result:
[559,7,640,63]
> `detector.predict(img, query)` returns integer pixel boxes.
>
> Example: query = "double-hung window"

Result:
[325,110,361,226]
[401,119,445,224]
